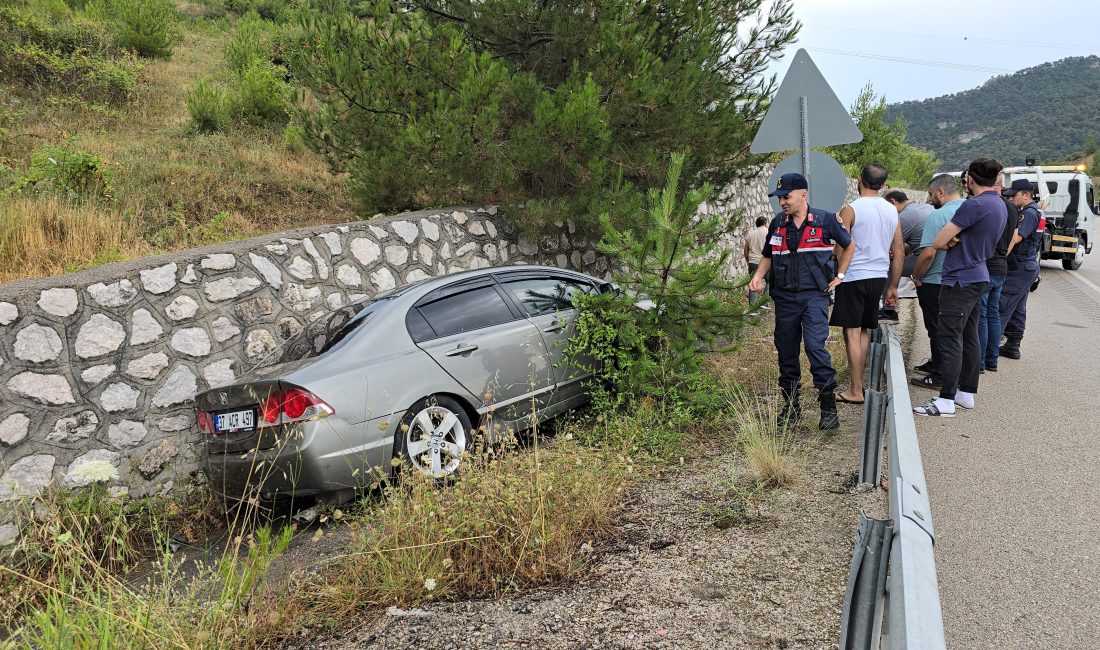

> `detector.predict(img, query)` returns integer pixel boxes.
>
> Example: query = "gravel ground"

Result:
[286,415,887,650]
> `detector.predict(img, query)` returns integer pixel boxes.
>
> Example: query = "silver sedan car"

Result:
[194,265,609,503]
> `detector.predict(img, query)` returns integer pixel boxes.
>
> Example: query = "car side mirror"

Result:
[597,281,620,296]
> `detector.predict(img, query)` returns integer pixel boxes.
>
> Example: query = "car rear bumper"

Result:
[202,416,393,501]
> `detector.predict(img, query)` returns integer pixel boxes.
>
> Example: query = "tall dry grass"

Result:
[0,195,150,282]
[726,385,804,489]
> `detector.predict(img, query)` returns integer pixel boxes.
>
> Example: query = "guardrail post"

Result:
[859,389,887,485]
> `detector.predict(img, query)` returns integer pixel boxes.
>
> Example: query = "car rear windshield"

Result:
[261,297,391,367]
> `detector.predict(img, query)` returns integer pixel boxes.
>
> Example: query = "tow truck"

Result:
[950,163,1095,270]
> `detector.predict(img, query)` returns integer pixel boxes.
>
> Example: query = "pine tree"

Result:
[289,0,798,227]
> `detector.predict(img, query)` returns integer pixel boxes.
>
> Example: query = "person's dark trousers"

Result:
[978,273,1006,369]
[937,282,986,401]
[772,290,837,393]
[999,263,1040,341]
[916,282,942,378]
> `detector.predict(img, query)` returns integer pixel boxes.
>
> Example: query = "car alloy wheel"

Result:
[399,396,471,479]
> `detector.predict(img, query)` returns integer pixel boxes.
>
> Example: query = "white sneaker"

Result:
[914,397,955,417]
[955,391,975,410]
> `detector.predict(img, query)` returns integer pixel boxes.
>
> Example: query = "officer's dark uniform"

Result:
[999,188,1044,357]
[763,204,852,409]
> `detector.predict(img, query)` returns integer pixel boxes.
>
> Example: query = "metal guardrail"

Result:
[840,323,946,649]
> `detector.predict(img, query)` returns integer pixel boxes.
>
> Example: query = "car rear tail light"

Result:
[257,387,334,429]
[196,410,214,434]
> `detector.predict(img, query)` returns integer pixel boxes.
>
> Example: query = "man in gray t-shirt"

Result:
[885,191,934,276]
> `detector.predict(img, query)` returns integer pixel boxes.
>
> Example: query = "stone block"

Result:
[203,359,236,388]
[385,245,409,265]
[140,263,177,294]
[157,414,193,432]
[14,323,63,362]
[336,264,362,287]
[38,288,78,317]
[351,238,381,265]
[320,232,342,256]
[165,295,199,320]
[139,440,177,479]
[171,328,211,357]
[392,220,419,243]
[370,267,396,291]
[249,253,283,289]
[0,302,16,325]
[108,420,148,448]
[88,279,137,307]
[245,329,278,360]
[75,314,126,358]
[303,239,330,280]
[0,413,31,447]
[131,309,164,345]
[211,316,241,342]
[46,410,99,443]
[420,219,440,241]
[287,256,315,280]
[81,364,116,385]
[8,372,75,405]
[101,382,140,412]
[200,254,236,271]
[0,454,55,500]
[204,276,262,302]
[152,366,198,408]
[235,297,274,324]
[126,352,169,380]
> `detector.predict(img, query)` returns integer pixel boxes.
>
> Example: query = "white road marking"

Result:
[1064,269,1100,297]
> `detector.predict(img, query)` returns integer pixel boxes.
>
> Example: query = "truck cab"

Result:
[1001,165,1094,270]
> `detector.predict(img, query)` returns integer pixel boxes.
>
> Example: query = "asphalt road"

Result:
[907,261,1100,648]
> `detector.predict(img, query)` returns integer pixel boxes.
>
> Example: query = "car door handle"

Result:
[445,344,479,357]
[542,322,564,333]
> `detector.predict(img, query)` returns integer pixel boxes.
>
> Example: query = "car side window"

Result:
[503,278,595,317]
[417,286,517,338]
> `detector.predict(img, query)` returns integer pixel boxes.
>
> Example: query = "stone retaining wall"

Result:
[0,207,616,502]
[0,173,926,503]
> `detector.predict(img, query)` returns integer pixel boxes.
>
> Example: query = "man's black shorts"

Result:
[830,277,888,329]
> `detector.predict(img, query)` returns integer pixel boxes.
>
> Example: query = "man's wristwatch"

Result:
[836,272,845,280]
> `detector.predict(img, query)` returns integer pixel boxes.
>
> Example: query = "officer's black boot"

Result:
[999,337,1022,360]
[777,386,802,427]
[818,390,840,430]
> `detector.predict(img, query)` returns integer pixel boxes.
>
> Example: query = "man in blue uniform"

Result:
[999,179,1045,360]
[748,173,856,429]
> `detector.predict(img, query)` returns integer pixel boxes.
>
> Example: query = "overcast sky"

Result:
[766,0,1100,108]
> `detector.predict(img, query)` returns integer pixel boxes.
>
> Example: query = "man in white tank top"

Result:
[831,164,904,404]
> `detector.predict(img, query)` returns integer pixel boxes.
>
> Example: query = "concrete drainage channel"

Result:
[840,323,947,649]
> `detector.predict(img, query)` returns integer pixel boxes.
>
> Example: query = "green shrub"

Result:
[225,0,292,22]
[15,142,114,199]
[2,43,138,104]
[187,79,232,132]
[224,9,275,74]
[232,60,289,125]
[111,0,177,59]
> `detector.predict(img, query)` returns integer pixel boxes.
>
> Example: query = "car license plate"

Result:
[215,409,254,433]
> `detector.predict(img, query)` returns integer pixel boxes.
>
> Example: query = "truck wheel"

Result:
[1062,243,1085,271]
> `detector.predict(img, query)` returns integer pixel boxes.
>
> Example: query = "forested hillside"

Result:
[885,56,1100,170]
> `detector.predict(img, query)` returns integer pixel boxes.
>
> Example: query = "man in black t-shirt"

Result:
[978,176,1016,372]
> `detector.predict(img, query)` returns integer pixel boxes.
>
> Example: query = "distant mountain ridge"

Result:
[885,55,1100,171]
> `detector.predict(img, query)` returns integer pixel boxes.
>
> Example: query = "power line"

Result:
[813,25,1097,53]
[805,47,1015,74]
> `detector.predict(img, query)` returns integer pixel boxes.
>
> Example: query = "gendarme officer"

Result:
[749,173,856,429]
[999,178,1045,360]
